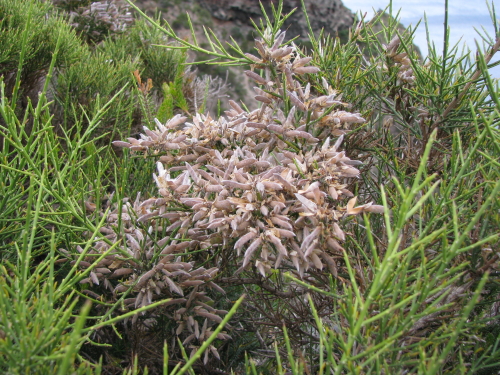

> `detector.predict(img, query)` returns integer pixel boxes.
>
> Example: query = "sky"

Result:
[343,0,500,77]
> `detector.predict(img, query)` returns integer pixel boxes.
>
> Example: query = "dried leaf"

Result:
[255,95,272,104]
[295,193,318,213]
[242,237,262,269]
[244,70,267,85]
[266,231,288,257]
[234,231,258,250]
[164,276,184,296]
[365,204,385,214]
[293,66,320,74]
[196,310,223,323]
[112,141,132,148]
[221,180,252,190]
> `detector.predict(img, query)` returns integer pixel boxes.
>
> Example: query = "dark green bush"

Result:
[97,17,186,90]
[0,0,83,99]
[0,0,192,144]
[54,47,139,140]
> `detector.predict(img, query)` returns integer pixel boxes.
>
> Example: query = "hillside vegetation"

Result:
[0,0,499,374]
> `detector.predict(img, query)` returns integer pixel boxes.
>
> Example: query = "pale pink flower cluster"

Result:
[113,31,383,278]
[384,35,416,85]
[73,30,383,362]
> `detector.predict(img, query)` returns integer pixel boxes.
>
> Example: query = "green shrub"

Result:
[53,13,189,142]
[56,0,134,45]
[0,0,193,144]
[0,0,83,103]
[108,18,186,90]
[0,0,499,373]
[54,48,138,140]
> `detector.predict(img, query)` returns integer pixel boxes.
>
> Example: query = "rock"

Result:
[197,0,355,41]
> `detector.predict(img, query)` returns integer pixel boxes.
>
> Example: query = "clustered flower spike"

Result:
[384,35,416,85]
[111,30,383,278]
[70,30,383,363]
[62,192,230,363]
[67,0,134,40]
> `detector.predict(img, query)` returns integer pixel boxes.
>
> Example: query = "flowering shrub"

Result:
[70,28,383,362]
[2,0,500,373]
[65,0,134,44]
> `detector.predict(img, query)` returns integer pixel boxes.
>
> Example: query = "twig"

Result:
[433,36,500,128]
[220,277,308,298]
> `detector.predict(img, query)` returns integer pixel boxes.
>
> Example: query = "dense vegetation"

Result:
[1,0,499,374]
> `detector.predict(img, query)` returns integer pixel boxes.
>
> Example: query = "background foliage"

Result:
[0,0,499,374]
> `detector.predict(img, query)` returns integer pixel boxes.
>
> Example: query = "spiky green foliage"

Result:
[53,13,189,142]
[0,0,192,145]
[0,0,83,107]
[0,0,499,373]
